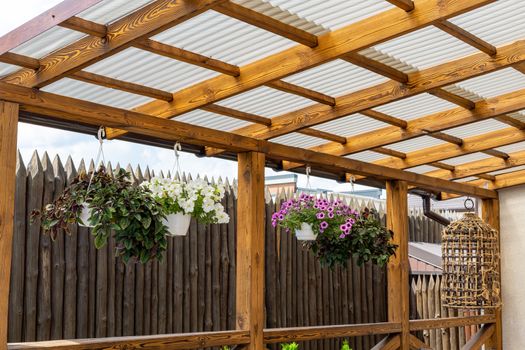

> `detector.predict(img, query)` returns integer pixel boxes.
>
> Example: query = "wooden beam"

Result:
[59,16,107,37]
[409,334,432,350]
[483,149,510,159]
[0,80,497,198]
[266,80,336,106]
[70,71,174,101]
[201,104,271,126]
[342,53,409,83]
[8,330,251,349]
[478,173,496,181]
[3,0,225,88]
[361,109,408,128]
[461,324,496,350]
[386,0,415,11]
[429,131,464,145]
[374,147,406,159]
[495,115,525,129]
[430,88,476,109]
[0,101,19,349]
[215,1,318,47]
[431,162,455,171]
[237,152,265,350]
[0,0,103,55]
[409,315,496,331]
[0,52,39,70]
[386,180,410,349]
[435,20,497,56]
[133,38,240,76]
[371,334,401,350]
[110,0,494,140]
[297,128,346,144]
[514,62,525,74]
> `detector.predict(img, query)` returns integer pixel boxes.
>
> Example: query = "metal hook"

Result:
[305,165,312,189]
[97,126,105,144]
[464,197,475,211]
[349,174,355,194]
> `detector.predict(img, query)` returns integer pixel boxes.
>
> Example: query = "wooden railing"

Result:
[7,315,495,349]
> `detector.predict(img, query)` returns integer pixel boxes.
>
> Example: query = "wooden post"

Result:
[386,180,409,349]
[482,198,502,350]
[236,152,265,350]
[0,101,19,350]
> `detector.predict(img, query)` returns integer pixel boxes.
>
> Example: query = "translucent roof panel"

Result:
[262,0,393,31]
[84,47,219,92]
[452,68,525,99]
[496,141,525,154]
[282,59,387,97]
[405,165,439,174]
[10,27,85,59]
[359,48,418,74]
[508,110,525,123]
[78,0,155,24]
[445,119,508,139]
[271,132,328,149]
[374,93,457,121]
[443,153,491,166]
[346,151,386,163]
[42,78,152,110]
[449,0,525,47]
[313,113,388,138]
[489,165,525,176]
[387,136,446,154]
[0,63,19,78]
[176,110,251,132]
[152,10,297,66]
[217,86,314,118]
[371,26,478,70]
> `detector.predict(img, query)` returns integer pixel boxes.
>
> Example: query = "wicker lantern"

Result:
[441,212,501,309]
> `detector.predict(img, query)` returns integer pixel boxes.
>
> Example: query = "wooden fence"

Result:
[7,152,468,349]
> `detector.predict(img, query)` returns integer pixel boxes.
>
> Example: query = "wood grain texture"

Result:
[409,315,496,331]
[435,20,497,56]
[343,53,409,83]
[430,88,476,109]
[266,80,335,106]
[370,334,401,350]
[59,17,107,37]
[0,53,39,70]
[461,324,495,350]
[386,0,415,11]
[0,101,18,350]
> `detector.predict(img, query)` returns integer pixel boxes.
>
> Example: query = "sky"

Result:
[4,0,370,193]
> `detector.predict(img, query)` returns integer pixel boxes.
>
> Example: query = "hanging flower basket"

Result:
[163,212,192,236]
[78,202,94,228]
[272,194,397,268]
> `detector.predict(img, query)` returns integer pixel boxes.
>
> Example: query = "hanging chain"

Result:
[87,126,106,193]
[305,165,312,190]
[172,142,182,178]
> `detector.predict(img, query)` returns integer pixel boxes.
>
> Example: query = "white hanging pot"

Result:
[164,212,192,236]
[295,222,317,241]
[78,202,94,228]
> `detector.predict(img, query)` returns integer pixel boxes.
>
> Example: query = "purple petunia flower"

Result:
[317,212,325,219]
[320,221,329,229]
[328,212,334,218]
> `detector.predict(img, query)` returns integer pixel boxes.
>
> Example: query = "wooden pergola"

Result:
[1,0,521,348]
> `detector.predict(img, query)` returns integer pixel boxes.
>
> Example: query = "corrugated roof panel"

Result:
[233,0,328,35]
[372,26,478,70]
[405,165,439,174]
[374,93,457,121]
[0,63,19,78]
[388,136,446,153]
[10,27,84,59]
[84,47,219,92]
[217,86,314,118]
[42,78,152,109]
[441,85,483,102]
[453,68,525,98]
[272,132,328,149]
[445,119,508,139]
[449,0,525,47]
[359,48,418,74]
[443,153,491,166]
[489,165,525,176]
[282,59,387,97]
[78,0,155,24]
[313,113,388,138]
[496,141,525,154]
[176,109,251,131]
[455,176,479,182]
[346,151,386,163]
[263,0,393,30]
[507,111,525,123]
[152,10,296,66]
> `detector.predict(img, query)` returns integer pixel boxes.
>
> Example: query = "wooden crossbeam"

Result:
[201,105,271,126]
[59,16,107,37]
[265,80,336,106]
[3,0,225,88]
[0,52,39,70]
[108,0,494,140]
[297,128,346,144]
[515,62,525,74]
[133,38,240,76]
[430,88,476,109]
[0,80,496,198]
[483,149,510,159]
[434,20,497,56]
[449,169,525,194]
[409,315,496,331]
[461,324,495,350]
[361,109,408,128]
[431,162,455,171]
[495,115,525,129]
[429,131,464,145]
[342,53,409,83]
[478,173,496,181]
[210,38,521,143]
[386,0,415,11]
[371,334,401,350]
[70,70,174,101]
[409,334,432,349]
[215,1,318,48]
[374,147,407,159]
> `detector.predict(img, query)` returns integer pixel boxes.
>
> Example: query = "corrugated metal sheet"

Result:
[283,59,387,97]
[217,86,314,118]
[445,119,508,139]
[346,151,386,163]
[507,110,525,123]
[443,153,491,166]
[176,109,251,131]
[313,113,388,138]
[371,26,478,70]
[449,0,525,47]
[453,68,525,98]
[387,136,445,154]
[271,132,328,149]
[374,93,457,121]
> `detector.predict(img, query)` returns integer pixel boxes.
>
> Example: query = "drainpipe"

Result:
[421,194,451,226]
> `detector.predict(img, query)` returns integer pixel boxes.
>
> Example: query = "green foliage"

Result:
[341,339,352,350]
[33,166,168,264]
[221,346,230,350]
[281,342,299,350]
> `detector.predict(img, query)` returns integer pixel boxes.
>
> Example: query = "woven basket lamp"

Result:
[441,202,501,309]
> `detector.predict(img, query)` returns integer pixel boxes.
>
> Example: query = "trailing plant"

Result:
[142,177,229,224]
[341,339,352,350]
[272,194,397,268]
[281,342,299,350]
[33,166,168,264]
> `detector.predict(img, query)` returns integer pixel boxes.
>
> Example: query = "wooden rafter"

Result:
[214,1,318,47]
[429,88,476,109]
[0,52,39,70]
[430,162,455,171]
[265,80,336,106]
[297,128,346,144]
[434,20,497,56]
[3,0,226,88]
[59,16,107,37]
[483,149,510,159]
[361,109,408,128]
[495,115,525,129]
[201,104,272,126]
[373,147,407,159]
[515,62,525,74]
[0,80,496,198]
[386,0,415,11]
[478,173,496,181]
[107,0,494,139]
[446,169,525,195]
[342,53,409,83]
[429,131,463,145]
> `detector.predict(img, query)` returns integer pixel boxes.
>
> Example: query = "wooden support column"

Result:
[236,152,266,350]
[482,197,503,350]
[386,180,410,349]
[0,101,19,350]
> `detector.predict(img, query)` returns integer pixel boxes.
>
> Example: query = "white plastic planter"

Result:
[295,222,317,241]
[164,212,192,236]
[78,202,94,228]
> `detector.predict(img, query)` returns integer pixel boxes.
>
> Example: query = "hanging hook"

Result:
[464,197,475,212]
[305,165,312,190]
[97,126,105,144]
[348,174,355,194]
[172,142,182,178]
